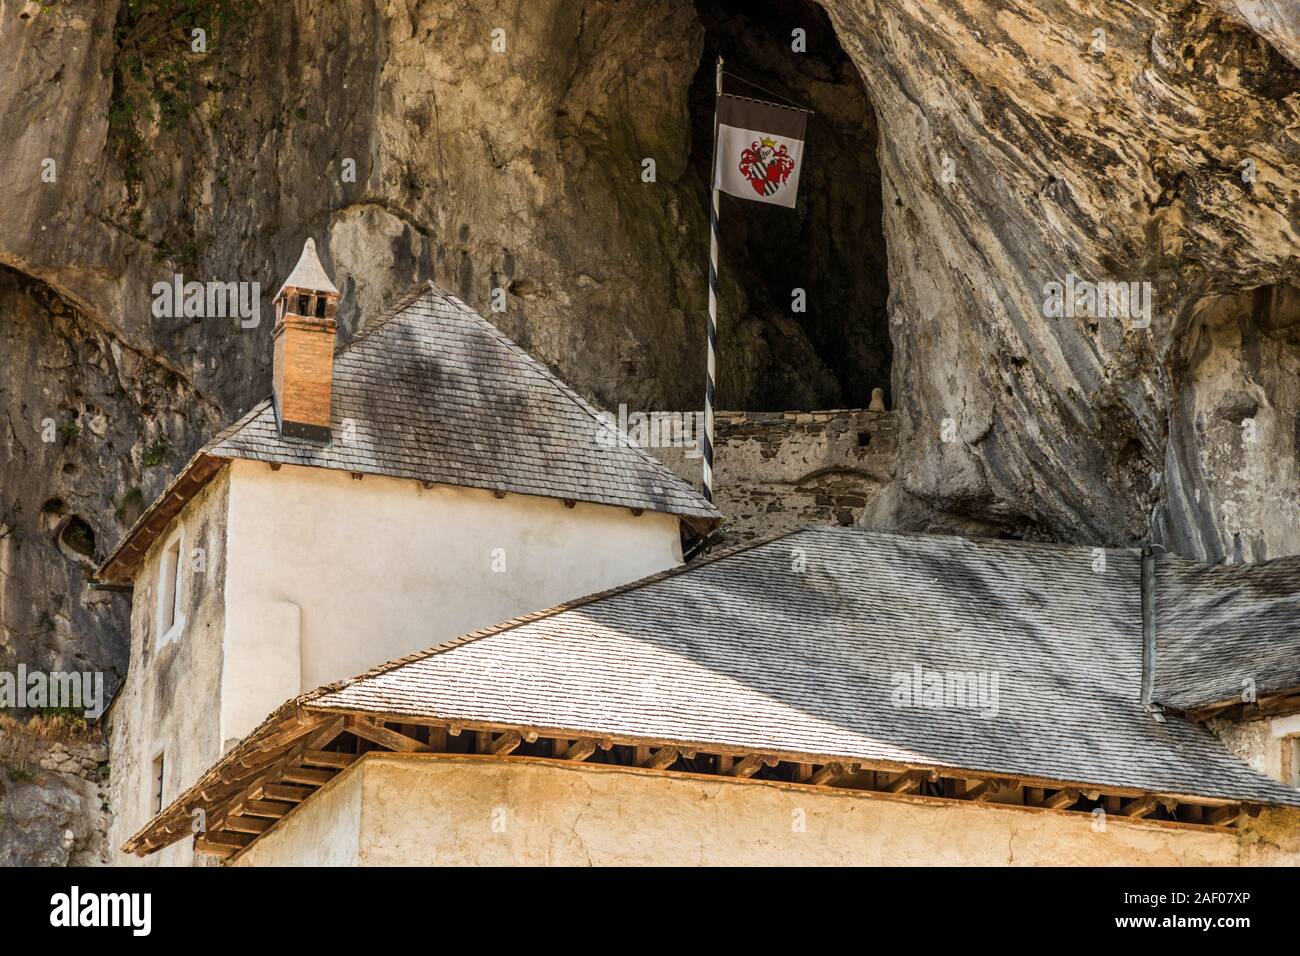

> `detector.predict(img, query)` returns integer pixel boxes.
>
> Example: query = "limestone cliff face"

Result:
[1,0,1297,691]
[821,0,1300,557]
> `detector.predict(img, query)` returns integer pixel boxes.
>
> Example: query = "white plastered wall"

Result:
[219,459,685,745]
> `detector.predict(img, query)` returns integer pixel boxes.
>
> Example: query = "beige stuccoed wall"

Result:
[220,459,684,745]
[234,753,1300,866]
[234,759,364,867]
[107,470,230,867]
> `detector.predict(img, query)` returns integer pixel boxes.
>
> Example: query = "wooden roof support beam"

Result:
[240,799,294,819]
[262,783,313,803]
[302,749,356,769]
[1045,789,1081,811]
[194,839,239,859]
[223,815,274,835]
[197,830,252,850]
[887,769,930,794]
[1205,804,1243,827]
[1120,795,1159,818]
[727,755,766,778]
[214,735,306,783]
[278,766,335,787]
[303,716,347,751]
[489,731,522,756]
[253,715,323,754]
[560,738,597,762]
[810,762,848,787]
[967,778,1019,802]
[640,747,680,770]
[347,717,429,753]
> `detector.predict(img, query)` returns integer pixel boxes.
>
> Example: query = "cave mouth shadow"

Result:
[688,0,890,412]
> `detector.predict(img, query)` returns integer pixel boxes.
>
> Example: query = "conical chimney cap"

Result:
[275,237,339,300]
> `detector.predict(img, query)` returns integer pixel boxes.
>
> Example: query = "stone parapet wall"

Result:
[649,409,897,542]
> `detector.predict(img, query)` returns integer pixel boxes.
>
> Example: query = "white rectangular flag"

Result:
[713,93,810,209]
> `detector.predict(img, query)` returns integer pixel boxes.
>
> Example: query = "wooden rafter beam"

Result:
[198,717,349,840]
[347,717,429,753]
[223,816,274,835]
[194,839,238,859]
[1205,804,1243,827]
[809,762,848,786]
[278,766,336,787]
[1120,795,1158,818]
[302,716,347,751]
[727,755,766,778]
[302,749,356,769]
[640,747,680,770]
[1045,789,1080,811]
[888,769,940,795]
[198,830,252,849]
[239,799,294,819]
[967,779,1019,802]
[559,738,597,761]
[262,783,313,803]
[489,731,523,756]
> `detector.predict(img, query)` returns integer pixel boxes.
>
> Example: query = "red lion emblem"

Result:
[739,137,796,197]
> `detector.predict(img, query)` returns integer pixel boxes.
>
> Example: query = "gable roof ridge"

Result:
[303,528,803,702]
[422,285,709,497]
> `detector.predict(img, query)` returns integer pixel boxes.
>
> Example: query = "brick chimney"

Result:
[272,238,339,441]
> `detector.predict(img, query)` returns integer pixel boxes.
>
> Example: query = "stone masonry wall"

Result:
[650,409,897,543]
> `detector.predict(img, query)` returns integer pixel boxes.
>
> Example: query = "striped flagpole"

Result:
[703,54,723,503]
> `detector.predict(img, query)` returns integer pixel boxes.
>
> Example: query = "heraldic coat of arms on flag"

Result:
[713,92,811,209]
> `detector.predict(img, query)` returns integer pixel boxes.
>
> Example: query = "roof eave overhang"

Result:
[123,699,1275,861]
[1177,684,1300,722]
[95,452,229,585]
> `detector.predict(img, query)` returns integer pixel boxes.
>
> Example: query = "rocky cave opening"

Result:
[688,0,890,412]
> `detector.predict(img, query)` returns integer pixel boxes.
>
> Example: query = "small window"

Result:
[156,532,183,645]
[151,751,165,815]
[297,293,310,315]
[314,295,326,318]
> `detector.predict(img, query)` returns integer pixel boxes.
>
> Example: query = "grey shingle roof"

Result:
[309,526,1300,808]
[210,284,719,522]
[1155,552,1300,711]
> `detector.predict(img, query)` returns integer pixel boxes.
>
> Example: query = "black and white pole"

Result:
[703,55,723,503]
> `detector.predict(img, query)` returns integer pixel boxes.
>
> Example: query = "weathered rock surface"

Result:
[0,729,110,866]
[820,0,1299,558]
[1,0,1297,688]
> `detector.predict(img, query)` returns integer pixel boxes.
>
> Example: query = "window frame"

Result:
[1270,714,1300,788]
[150,749,166,816]
[155,528,186,647]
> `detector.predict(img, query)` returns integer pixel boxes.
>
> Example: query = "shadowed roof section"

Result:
[309,526,1300,808]
[98,283,719,582]
[1155,551,1300,712]
[209,284,719,521]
